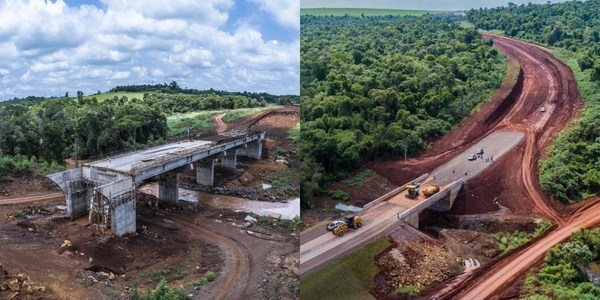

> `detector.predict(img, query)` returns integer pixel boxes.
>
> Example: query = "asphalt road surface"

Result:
[300,131,524,276]
[431,131,524,186]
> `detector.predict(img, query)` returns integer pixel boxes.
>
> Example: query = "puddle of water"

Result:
[139,183,299,219]
[312,197,363,212]
[334,203,363,212]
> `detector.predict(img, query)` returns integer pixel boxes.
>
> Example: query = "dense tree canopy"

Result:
[468,0,600,202]
[0,87,295,175]
[300,14,506,207]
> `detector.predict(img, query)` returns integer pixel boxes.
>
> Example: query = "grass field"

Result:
[84,92,145,102]
[301,8,442,16]
[301,237,391,300]
[168,110,223,137]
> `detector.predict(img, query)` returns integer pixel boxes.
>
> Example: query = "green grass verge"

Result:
[221,105,281,122]
[289,123,300,142]
[491,220,553,254]
[301,237,391,300]
[342,169,376,187]
[167,110,224,137]
[301,8,441,17]
[83,92,145,102]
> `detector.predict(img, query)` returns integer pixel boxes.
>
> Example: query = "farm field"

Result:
[300,8,442,16]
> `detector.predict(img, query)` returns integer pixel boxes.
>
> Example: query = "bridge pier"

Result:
[195,157,215,186]
[110,194,136,236]
[237,139,262,159]
[221,149,237,169]
[158,171,180,204]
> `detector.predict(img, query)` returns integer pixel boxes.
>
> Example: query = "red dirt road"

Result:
[211,106,299,133]
[372,33,581,219]
[371,33,590,298]
[0,193,63,206]
[439,35,597,299]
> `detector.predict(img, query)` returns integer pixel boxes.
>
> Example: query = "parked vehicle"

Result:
[468,154,477,161]
[326,220,345,231]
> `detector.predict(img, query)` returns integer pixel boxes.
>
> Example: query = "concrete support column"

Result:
[158,171,179,204]
[221,149,237,169]
[195,157,215,186]
[407,214,419,229]
[237,139,263,160]
[110,196,136,236]
[66,180,88,219]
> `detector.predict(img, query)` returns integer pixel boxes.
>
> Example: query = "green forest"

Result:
[522,228,600,299]
[467,0,600,203]
[0,85,296,175]
[300,14,507,207]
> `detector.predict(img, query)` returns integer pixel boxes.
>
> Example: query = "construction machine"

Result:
[422,185,440,197]
[406,183,420,199]
[332,216,363,236]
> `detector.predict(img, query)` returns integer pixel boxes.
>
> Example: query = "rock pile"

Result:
[0,263,47,299]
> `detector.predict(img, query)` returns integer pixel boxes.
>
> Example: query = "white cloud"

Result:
[0,0,299,99]
[251,0,300,30]
[113,71,130,79]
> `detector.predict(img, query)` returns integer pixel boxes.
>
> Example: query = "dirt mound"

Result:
[0,175,59,199]
[372,240,461,298]
[439,229,500,259]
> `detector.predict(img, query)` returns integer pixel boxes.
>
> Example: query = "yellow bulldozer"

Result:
[422,184,440,197]
[332,216,363,236]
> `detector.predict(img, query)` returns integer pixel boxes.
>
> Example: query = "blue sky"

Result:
[0,0,299,100]
[301,0,568,11]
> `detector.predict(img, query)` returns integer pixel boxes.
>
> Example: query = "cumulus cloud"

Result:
[0,0,299,99]
[251,0,300,30]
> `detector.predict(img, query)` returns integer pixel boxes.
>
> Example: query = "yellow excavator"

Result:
[332,216,363,236]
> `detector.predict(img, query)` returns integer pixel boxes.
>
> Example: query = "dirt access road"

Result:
[364,32,586,298]
[434,35,600,298]
[211,106,299,134]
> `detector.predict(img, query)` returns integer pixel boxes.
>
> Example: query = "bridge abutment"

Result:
[195,157,215,186]
[66,180,89,219]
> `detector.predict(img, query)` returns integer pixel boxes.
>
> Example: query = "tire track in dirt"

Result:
[212,113,227,133]
[0,193,63,206]
[169,215,252,300]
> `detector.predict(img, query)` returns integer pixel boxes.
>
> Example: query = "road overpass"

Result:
[48,131,265,236]
[300,131,524,275]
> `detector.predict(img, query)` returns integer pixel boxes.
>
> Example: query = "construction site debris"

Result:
[61,240,72,248]
[0,264,47,298]
[373,241,461,295]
